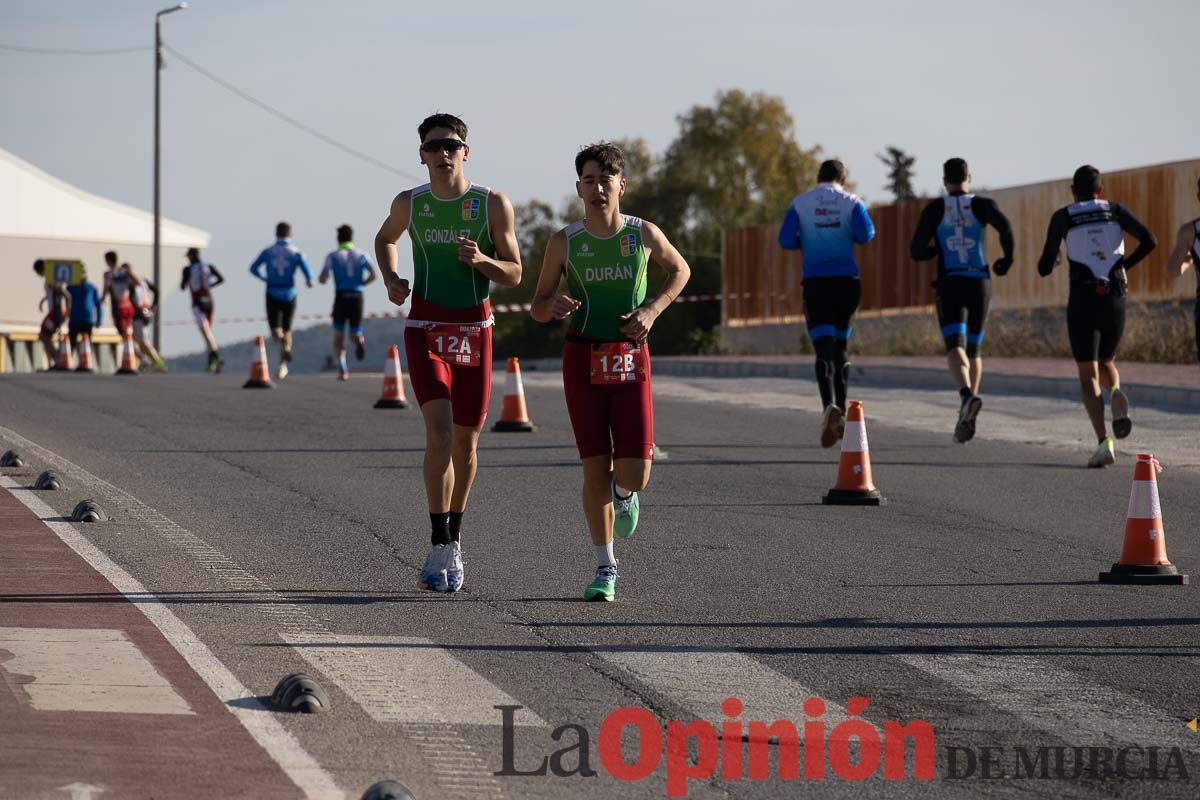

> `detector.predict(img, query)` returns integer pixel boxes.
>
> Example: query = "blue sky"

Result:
[2,0,1197,354]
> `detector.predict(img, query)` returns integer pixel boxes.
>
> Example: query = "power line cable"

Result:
[162,41,422,181]
[0,41,151,55]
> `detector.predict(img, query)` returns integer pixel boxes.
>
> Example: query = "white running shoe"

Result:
[446,542,464,592]
[418,544,449,592]
[1111,389,1132,439]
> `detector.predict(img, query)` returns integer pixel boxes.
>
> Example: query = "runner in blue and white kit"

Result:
[910,158,1014,443]
[250,221,313,380]
[779,159,876,447]
[319,224,376,381]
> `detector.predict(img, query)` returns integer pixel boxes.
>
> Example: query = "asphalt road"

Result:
[1,371,1198,800]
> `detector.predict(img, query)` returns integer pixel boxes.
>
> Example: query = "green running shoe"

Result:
[612,479,640,539]
[584,561,619,602]
[1088,437,1115,469]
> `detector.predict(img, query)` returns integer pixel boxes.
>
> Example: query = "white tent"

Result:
[0,145,210,371]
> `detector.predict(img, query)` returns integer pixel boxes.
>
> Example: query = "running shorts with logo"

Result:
[560,216,655,461]
[802,276,861,343]
[1068,286,1126,362]
[402,182,498,428]
[937,277,992,356]
[403,299,493,428]
[332,292,365,334]
[266,295,297,332]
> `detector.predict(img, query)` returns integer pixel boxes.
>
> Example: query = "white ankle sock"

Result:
[594,541,615,567]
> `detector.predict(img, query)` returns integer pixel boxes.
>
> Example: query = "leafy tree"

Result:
[878,146,917,202]
[490,90,824,357]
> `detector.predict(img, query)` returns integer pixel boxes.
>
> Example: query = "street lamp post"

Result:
[154,2,188,354]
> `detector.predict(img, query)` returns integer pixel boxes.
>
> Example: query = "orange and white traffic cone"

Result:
[115,332,139,375]
[374,344,408,409]
[822,399,886,505]
[52,334,74,371]
[492,357,535,432]
[1099,454,1188,584]
[243,336,274,389]
[75,333,96,373]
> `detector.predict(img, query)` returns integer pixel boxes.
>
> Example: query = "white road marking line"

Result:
[598,650,861,738]
[0,426,510,799]
[282,634,544,727]
[0,478,343,800]
[0,627,192,715]
[898,654,1191,747]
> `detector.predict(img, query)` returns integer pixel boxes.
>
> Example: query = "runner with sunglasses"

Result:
[531,142,691,602]
[374,113,522,593]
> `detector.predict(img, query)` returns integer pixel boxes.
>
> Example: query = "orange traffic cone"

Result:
[492,357,535,432]
[374,344,408,409]
[243,336,274,389]
[822,399,886,505]
[115,332,139,375]
[52,334,74,372]
[1100,454,1188,584]
[75,333,96,373]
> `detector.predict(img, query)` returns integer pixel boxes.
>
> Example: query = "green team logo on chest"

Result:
[409,184,494,309]
[566,218,648,341]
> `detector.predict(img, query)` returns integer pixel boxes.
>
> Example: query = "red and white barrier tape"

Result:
[159,292,738,326]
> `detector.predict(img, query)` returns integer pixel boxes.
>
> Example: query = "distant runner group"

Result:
[782,158,1173,470]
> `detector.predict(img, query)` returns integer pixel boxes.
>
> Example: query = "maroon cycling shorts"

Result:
[562,338,654,461]
[403,299,493,429]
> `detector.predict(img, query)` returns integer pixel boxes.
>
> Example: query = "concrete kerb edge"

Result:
[512,358,1199,412]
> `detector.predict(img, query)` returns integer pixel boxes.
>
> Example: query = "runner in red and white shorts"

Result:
[531,142,691,602]
[130,271,166,371]
[374,113,522,594]
[101,251,137,337]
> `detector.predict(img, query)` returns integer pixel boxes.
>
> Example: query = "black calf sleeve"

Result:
[833,354,850,410]
[814,358,834,408]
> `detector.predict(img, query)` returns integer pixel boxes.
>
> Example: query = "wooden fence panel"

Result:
[723,159,1200,325]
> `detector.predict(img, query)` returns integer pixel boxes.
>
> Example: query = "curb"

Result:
[518,357,1200,412]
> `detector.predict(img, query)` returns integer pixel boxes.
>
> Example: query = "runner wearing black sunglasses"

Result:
[374,113,522,593]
